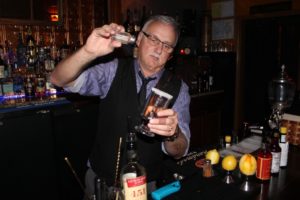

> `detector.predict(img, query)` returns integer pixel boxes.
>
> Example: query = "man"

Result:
[50,15,190,197]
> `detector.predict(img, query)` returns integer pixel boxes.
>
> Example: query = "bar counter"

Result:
[0,93,99,200]
[0,90,227,199]
[159,144,300,200]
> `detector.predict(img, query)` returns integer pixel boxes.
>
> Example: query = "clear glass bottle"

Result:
[112,32,136,45]
[279,126,289,168]
[120,132,147,200]
[270,131,281,175]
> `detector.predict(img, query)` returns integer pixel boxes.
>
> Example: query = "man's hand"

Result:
[147,109,178,137]
[148,109,188,159]
[83,23,125,57]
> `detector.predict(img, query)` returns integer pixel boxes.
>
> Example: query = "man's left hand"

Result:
[147,109,178,137]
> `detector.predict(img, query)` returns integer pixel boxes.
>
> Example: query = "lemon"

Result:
[222,155,237,171]
[239,154,257,176]
[205,149,220,165]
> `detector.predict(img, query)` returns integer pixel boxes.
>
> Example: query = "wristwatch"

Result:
[163,126,179,142]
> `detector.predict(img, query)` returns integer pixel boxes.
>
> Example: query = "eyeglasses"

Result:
[142,31,175,53]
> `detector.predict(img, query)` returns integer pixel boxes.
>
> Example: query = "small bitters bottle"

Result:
[279,126,289,168]
[270,131,281,175]
[112,32,136,44]
[225,135,232,148]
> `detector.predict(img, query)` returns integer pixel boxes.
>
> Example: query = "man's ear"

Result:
[136,32,143,47]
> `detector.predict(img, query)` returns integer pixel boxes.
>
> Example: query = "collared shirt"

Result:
[64,58,191,155]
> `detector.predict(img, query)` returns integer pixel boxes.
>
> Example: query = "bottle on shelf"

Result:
[60,39,70,60]
[123,9,134,35]
[16,32,27,68]
[256,137,272,181]
[270,130,281,176]
[24,73,35,99]
[0,45,5,80]
[35,63,46,100]
[121,131,147,200]
[279,126,289,168]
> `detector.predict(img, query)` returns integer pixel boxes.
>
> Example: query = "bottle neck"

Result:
[126,132,138,163]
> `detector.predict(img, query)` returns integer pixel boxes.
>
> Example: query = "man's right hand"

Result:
[83,23,125,58]
[50,23,126,87]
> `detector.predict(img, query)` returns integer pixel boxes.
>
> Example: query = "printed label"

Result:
[271,152,281,173]
[256,157,272,180]
[123,176,147,200]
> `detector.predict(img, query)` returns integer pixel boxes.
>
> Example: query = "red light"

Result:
[180,49,185,55]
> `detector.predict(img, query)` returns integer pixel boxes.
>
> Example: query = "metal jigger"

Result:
[223,171,234,184]
[240,175,253,192]
[268,65,295,130]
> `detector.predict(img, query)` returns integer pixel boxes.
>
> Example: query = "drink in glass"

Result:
[136,87,173,137]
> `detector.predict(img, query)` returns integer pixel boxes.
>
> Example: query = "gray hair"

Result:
[142,15,180,45]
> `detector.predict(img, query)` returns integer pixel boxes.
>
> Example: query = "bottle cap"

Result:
[225,135,231,143]
[280,126,287,134]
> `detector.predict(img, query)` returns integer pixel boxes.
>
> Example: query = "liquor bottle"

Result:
[121,132,147,200]
[0,46,5,96]
[35,70,46,99]
[270,131,281,175]
[123,9,134,34]
[24,73,35,99]
[256,140,272,181]
[0,45,5,79]
[60,39,70,60]
[16,32,27,68]
[279,126,289,168]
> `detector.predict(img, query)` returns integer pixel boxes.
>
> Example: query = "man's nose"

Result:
[154,42,164,54]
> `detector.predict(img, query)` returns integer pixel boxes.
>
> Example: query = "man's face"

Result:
[136,21,176,77]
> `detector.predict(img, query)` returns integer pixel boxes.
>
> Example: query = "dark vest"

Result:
[89,58,181,186]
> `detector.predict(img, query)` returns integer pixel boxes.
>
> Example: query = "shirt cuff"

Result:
[63,73,86,93]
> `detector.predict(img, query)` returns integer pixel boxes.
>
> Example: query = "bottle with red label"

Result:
[256,141,272,181]
[121,131,147,200]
